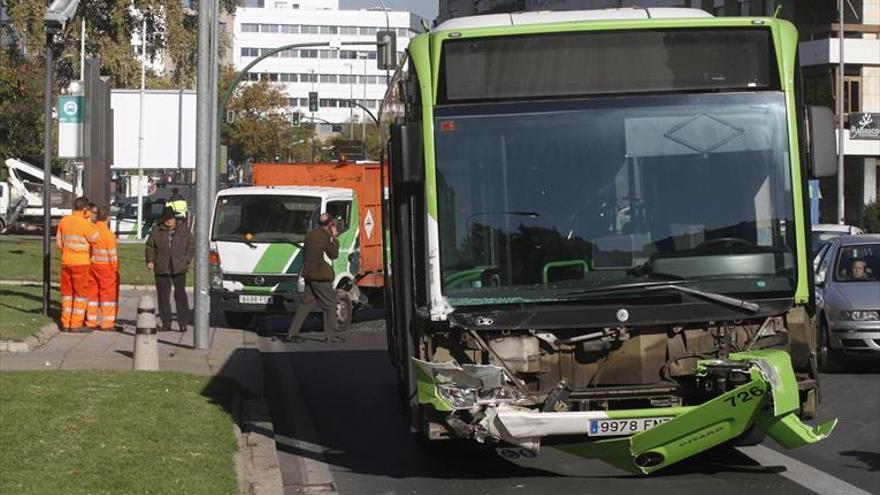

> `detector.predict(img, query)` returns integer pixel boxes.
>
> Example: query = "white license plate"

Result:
[588,417,671,437]
[239,295,272,304]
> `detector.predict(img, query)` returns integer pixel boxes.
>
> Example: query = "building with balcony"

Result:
[233,0,423,130]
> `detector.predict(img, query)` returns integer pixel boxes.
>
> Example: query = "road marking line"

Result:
[736,445,873,495]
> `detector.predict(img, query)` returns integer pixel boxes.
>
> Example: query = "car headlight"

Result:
[839,310,879,321]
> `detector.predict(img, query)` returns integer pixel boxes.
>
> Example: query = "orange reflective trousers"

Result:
[61,265,91,329]
[85,265,118,330]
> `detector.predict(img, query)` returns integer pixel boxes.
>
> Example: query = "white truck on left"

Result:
[0,158,78,233]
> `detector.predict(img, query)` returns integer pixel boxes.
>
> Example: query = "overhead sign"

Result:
[58,95,83,123]
[849,113,879,140]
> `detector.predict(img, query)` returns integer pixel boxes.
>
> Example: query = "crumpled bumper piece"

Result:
[727,349,837,450]
[414,349,836,475]
[626,374,769,473]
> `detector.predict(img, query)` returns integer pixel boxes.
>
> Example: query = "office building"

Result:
[233,0,423,129]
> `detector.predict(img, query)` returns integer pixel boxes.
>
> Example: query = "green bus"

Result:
[381,7,838,474]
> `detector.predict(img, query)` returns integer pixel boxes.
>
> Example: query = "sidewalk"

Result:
[0,289,284,494]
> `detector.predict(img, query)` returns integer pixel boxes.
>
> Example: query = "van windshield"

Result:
[212,195,320,243]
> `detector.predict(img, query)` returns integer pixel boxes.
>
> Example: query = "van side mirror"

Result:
[390,123,423,184]
[806,106,837,178]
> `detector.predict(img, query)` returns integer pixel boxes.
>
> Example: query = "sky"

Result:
[340,0,438,21]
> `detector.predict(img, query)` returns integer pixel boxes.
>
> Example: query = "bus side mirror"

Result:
[390,123,423,184]
[807,106,837,178]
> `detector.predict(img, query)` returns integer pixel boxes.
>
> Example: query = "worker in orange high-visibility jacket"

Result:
[57,197,100,332]
[85,206,119,330]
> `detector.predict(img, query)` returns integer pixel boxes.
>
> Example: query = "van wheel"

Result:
[336,290,353,332]
[225,311,253,329]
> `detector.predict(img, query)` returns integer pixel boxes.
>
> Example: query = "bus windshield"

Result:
[434,92,797,304]
[212,195,320,243]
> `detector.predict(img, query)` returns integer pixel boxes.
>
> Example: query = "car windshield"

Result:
[834,244,880,283]
[434,92,797,305]
[212,195,320,243]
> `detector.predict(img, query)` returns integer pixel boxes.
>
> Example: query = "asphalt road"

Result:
[255,312,880,495]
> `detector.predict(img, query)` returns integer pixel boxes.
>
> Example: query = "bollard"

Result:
[134,295,159,371]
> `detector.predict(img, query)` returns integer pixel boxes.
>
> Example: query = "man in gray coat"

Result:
[287,212,341,342]
[145,208,195,332]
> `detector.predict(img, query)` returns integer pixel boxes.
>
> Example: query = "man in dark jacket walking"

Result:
[145,208,195,332]
[287,212,341,342]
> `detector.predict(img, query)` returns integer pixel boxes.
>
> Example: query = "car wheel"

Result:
[818,318,840,372]
[225,311,253,329]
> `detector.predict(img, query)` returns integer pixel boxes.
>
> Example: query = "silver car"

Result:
[814,235,880,370]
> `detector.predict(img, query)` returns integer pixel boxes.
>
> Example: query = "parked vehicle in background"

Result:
[1,158,75,234]
[110,184,194,238]
[812,223,864,255]
[813,235,880,370]
[209,162,384,330]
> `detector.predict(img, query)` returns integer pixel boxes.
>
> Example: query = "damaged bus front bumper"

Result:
[413,349,836,474]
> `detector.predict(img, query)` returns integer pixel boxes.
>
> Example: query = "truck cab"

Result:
[209,185,361,330]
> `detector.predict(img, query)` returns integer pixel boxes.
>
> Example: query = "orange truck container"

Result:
[253,162,385,288]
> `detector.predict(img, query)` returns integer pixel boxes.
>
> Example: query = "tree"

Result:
[0,52,44,164]
[3,0,238,88]
[220,66,312,163]
[863,202,880,234]
[326,122,383,161]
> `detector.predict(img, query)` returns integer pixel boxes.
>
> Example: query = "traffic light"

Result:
[226,110,235,124]
[291,112,301,127]
[308,92,319,112]
[376,31,398,70]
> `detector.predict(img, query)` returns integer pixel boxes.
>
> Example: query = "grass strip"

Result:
[0,285,57,342]
[0,371,239,495]
[0,238,191,286]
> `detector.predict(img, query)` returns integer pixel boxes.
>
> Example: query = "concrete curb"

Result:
[240,399,285,495]
[0,322,59,353]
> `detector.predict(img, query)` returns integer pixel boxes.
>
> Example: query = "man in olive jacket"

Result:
[145,208,195,332]
[287,212,341,342]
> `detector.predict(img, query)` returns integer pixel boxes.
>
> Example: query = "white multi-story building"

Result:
[233,0,423,129]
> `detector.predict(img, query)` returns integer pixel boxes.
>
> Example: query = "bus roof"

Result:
[434,8,712,31]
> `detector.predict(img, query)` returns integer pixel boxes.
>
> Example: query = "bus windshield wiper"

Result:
[558,279,760,313]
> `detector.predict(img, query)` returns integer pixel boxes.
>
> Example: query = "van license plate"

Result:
[588,417,671,437]
[239,295,271,304]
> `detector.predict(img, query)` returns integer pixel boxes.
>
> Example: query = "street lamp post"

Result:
[344,63,354,138]
[362,55,368,142]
